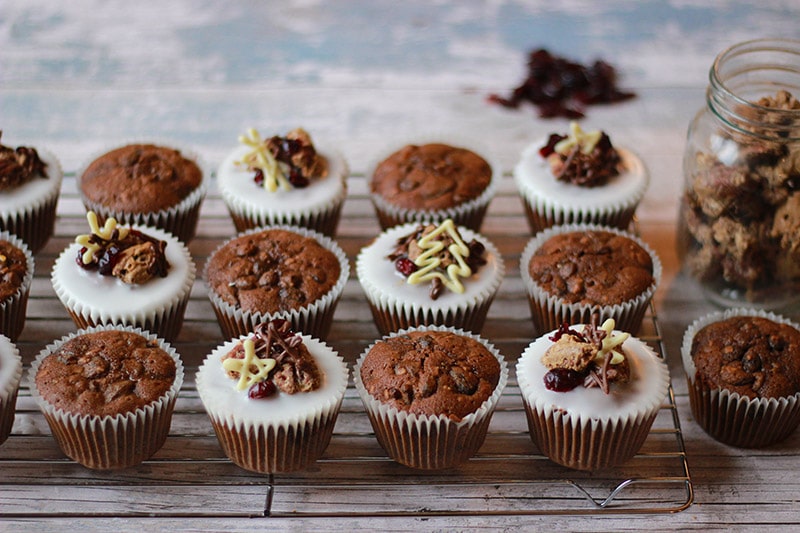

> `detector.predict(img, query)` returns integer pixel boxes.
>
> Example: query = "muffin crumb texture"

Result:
[692,316,800,399]
[36,330,176,417]
[360,330,500,421]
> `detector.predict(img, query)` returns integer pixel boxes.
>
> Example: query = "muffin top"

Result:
[371,143,492,211]
[205,228,341,314]
[691,316,800,399]
[359,330,500,421]
[528,230,654,305]
[0,239,28,301]
[80,144,202,214]
[35,330,177,417]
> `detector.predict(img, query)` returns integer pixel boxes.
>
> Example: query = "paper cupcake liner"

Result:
[76,140,210,243]
[356,223,505,336]
[520,223,662,335]
[0,232,34,342]
[0,336,22,446]
[0,147,63,253]
[682,308,800,448]
[514,146,649,234]
[51,225,196,342]
[366,135,502,232]
[354,325,509,470]
[196,333,349,473]
[205,225,350,340]
[27,325,184,469]
[220,149,349,238]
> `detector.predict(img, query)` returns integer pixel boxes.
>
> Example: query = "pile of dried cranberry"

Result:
[488,48,635,119]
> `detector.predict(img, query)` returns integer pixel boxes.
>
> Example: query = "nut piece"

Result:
[541,334,597,372]
[112,242,161,284]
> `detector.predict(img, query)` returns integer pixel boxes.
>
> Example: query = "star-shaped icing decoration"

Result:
[554,121,603,155]
[236,127,291,193]
[407,219,472,294]
[593,318,629,365]
[75,211,130,265]
[221,338,277,391]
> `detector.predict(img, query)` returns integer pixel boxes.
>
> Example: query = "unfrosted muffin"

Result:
[682,308,800,447]
[517,318,670,471]
[29,325,183,469]
[217,128,348,237]
[520,224,661,334]
[0,334,22,446]
[354,325,508,470]
[78,142,208,243]
[356,219,504,335]
[0,232,34,342]
[0,134,63,253]
[204,225,349,340]
[51,212,195,341]
[369,140,500,231]
[196,319,348,473]
[514,122,648,233]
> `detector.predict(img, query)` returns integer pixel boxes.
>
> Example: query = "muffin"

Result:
[520,224,661,335]
[354,325,508,470]
[51,212,196,342]
[217,128,348,237]
[682,308,800,448]
[196,318,349,473]
[0,334,22,446]
[78,142,208,243]
[517,318,670,471]
[204,225,349,340]
[356,219,504,335]
[368,140,500,232]
[0,231,34,342]
[28,325,183,469]
[0,133,63,253]
[514,122,649,233]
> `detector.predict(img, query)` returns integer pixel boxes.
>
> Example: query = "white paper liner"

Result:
[0,334,22,445]
[517,328,670,471]
[204,225,350,340]
[218,145,349,238]
[51,224,196,342]
[195,333,349,473]
[76,139,210,243]
[514,140,649,234]
[356,221,505,335]
[520,223,662,335]
[27,325,184,469]
[0,147,63,253]
[682,308,800,447]
[365,135,502,232]
[0,231,34,342]
[354,325,509,470]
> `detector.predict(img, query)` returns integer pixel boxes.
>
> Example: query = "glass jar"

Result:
[678,38,800,310]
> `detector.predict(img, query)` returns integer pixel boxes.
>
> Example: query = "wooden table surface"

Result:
[2,2,800,531]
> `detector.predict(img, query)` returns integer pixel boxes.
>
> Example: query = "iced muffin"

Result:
[29,326,183,469]
[196,319,348,473]
[369,140,500,231]
[354,325,508,470]
[217,128,348,237]
[0,334,22,446]
[683,308,800,447]
[0,232,34,342]
[78,142,208,243]
[0,133,63,253]
[517,318,670,470]
[514,122,648,233]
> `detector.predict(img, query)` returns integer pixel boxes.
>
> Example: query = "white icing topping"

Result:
[0,148,62,217]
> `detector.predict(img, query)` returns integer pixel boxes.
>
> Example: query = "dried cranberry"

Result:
[395,257,418,277]
[253,168,264,186]
[97,244,122,276]
[549,322,585,342]
[75,247,97,270]
[248,380,277,399]
[287,168,310,188]
[543,368,584,392]
[539,134,566,158]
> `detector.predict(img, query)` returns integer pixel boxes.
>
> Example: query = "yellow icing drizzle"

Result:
[236,128,291,193]
[554,121,603,155]
[594,318,628,365]
[407,219,472,294]
[222,339,277,391]
[75,211,130,265]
